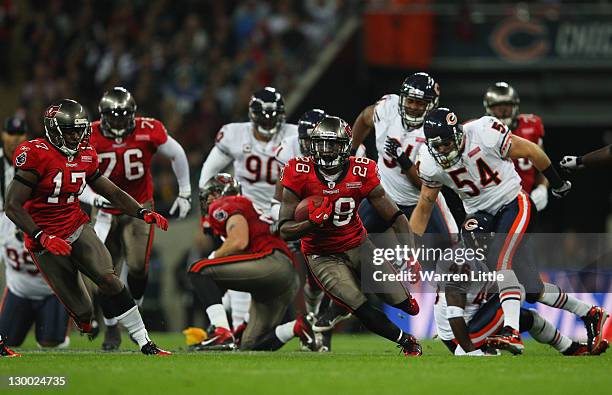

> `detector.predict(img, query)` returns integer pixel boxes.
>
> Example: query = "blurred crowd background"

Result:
[1,0,611,332]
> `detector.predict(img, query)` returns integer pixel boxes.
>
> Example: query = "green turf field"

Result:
[1,333,610,395]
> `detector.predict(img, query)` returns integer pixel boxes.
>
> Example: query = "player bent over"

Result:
[188,174,316,351]
[5,99,170,355]
[411,108,608,354]
[279,116,422,357]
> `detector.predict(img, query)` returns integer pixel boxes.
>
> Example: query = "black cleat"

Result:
[562,341,590,356]
[0,335,21,357]
[582,306,609,352]
[294,314,318,351]
[313,304,351,332]
[102,325,122,351]
[318,330,332,352]
[397,333,422,357]
[141,341,172,356]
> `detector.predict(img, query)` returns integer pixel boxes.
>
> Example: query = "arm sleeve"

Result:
[157,135,191,195]
[198,146,233,190]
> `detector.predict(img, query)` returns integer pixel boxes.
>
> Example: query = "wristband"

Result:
[137,208,148,219]
[397,154,414,171]
[541,164,564,189]
[31,228,43,241]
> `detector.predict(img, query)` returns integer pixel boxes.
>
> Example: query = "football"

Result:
[294,195,324,222]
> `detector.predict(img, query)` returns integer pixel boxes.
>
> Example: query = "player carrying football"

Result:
[88,87,191,350]
[483,82,549,211]
[5,99,170,355]
[279,115,422,357]
[188,174,316,351]
[411,107,609,354]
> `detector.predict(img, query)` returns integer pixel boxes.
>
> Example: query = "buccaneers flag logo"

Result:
[45,104,62,118]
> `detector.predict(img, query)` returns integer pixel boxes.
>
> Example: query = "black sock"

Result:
[247,331,285,351]
[188,272,224,310]
[99,286,136,318]
[353,302,402,343]
[127,273,148,300]
[392,299,417,316]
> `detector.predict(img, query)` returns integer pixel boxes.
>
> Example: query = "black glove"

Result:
[384,137,413,171]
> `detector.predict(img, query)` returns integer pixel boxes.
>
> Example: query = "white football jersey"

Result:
[216,122,298,212]
[418,116,522,215]
[434,286,491,341]
[275,134,302,167]
[373,94,426,206]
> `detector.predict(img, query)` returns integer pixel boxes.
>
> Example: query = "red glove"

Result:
[308,197,332,226]
[35,231,72,256]
[139,209,169,231]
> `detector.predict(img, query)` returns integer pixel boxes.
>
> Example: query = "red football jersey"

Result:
[90,117,168,214]
[13,139,99,251]
[281,156,380,255]
[207,195,292,258]
[511,114,545,193]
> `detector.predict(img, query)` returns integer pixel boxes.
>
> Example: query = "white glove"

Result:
[93,194,112,209]
[454,346,493,356]
[270,199,281,222]
[207,250,216,259]
[551,180,572,198]
[530,184,548,211]
[169,193,192,219]
[559,155,584,170]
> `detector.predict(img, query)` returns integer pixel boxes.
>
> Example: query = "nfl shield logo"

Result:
[213,209,228,222]
[327,181,336,189]
[15,152,27,166]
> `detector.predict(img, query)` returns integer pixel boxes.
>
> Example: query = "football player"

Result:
[435,214,608,356]
[5,99,170,355]
[560,144,612,170]
[483,82,549,211]
[198,87,298,331]
[87,87,191,350]
[351,72,458,240]
[0,117,70,352]
[279,115,422,357]
[411,107,608,354]
[188,174,316,351]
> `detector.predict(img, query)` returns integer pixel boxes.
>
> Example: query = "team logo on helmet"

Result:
[15,152,27,167]
[45,105,62,118]
[213,208,228,222]
[446,112,457,126]
[343,124,353,139]
[464,218,479,231]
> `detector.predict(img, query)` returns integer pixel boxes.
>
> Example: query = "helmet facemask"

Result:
[45,117,90,157]
[310,136,350,170]
[199,173,241,214]
[426,125,464,169]
[483,82,520,129]
[399,94,438,129]
[249,104,284,139]
[100,108,136,138]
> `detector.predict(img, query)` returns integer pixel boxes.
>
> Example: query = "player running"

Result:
[5,99,170,355]
[87,86,191,350]
[198,87,298,332]
[351,72,457,240]
[279,115,422,357]
[483,82,549,211]
[188,174,316,351]
[411,107,608,354]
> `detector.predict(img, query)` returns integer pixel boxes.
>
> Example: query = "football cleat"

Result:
[581,306,609,352]
[141,341,172,356]
[192,326,236,351]
[79,319,100,341]
[405,294,420,316]
[233,322,247,347]
[397,333,422,357]
[485,326,524,355]
[318,330,332,352]
[0,335,21,357]
[313,304,351,332]
[590,339,609,356]
[562,342,590,356]
[294,314,318,351]
[102,325,122,351]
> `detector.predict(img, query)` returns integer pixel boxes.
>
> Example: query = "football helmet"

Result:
[199,173,242,213]
[99,87,137,138]
[249,87,285,138]
[461,212,495,255]
[399,72,440,129]
[423,108,465,169]
[483,82,519,129]
[298,109,326,156]
[43,99,91,157]
[310,116,352,170]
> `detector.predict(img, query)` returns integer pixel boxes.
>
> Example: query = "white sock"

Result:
[528,309,572,352]
[304,282,324,315]
[498,269,522,330]
[116,305,150,348]
[104,317,118,327]
[275,320,296,343]
[206,304,230,330]
[538,283,590,317]
[228,290,251,328]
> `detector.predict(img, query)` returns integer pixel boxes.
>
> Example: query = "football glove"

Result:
[551,180,572,198]
[169,193,192,219]
[138,209,169,231]
[559,155,584,171]
[308,197,332,226]
[530,184,548,211]
[34,230,72,256]
[93,194,113,209]
[384,137,413,171]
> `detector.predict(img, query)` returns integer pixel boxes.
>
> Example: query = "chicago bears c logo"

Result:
[446,112,457,126]
[45,105,62,118]
[463,218,479,231]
